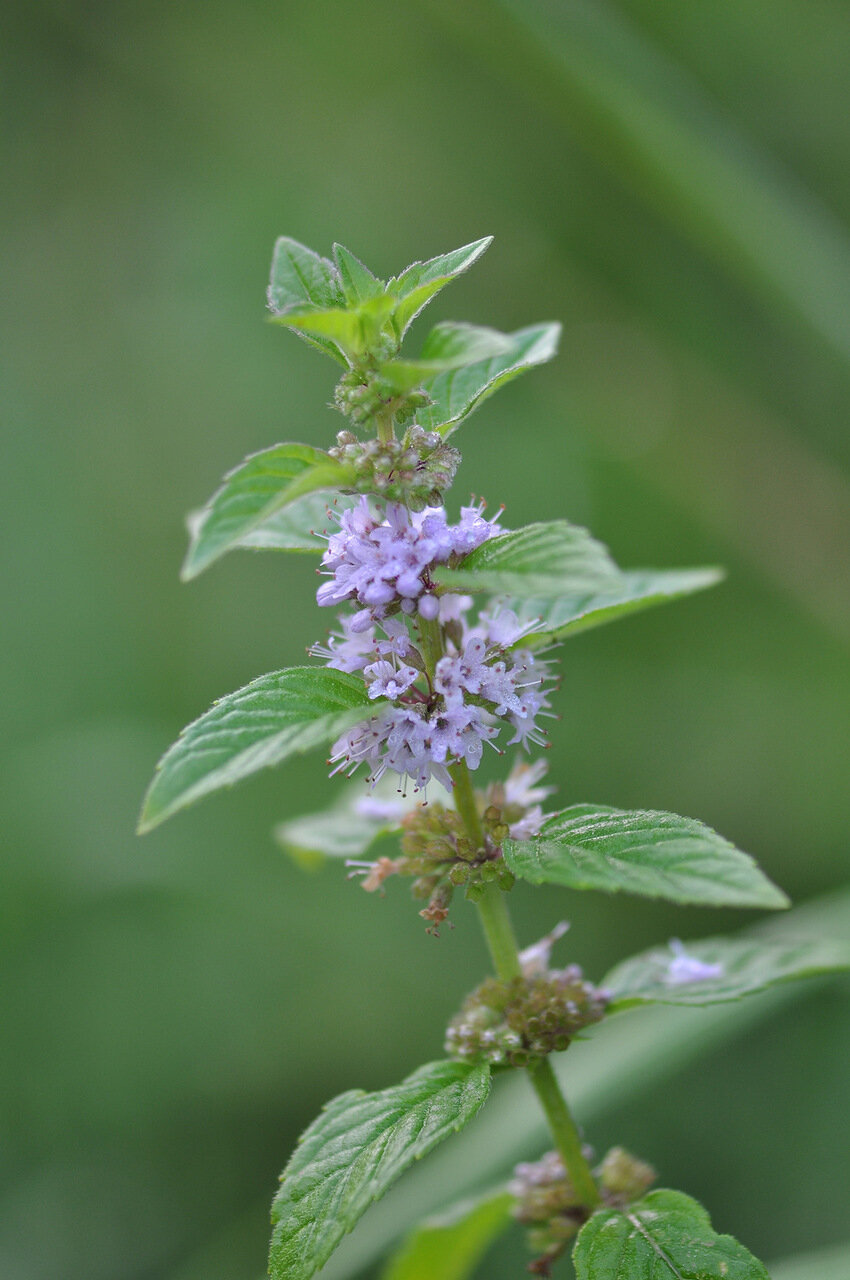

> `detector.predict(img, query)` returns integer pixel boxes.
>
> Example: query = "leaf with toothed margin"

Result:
[231,490,358,554]
[503,804,789,909]
[267,236,347,362]
[271,294,397,360]
[268,1060,491,1280]
[275,777,436,867]
[386,237,493,339]
[435,520,621,598]
[602,933,850,1010]
[138,667,379,833]
[182,443,353,579]
[501,567,725,648]
[415,322,561,436]
[333,243,385,304]
[572,1189,769,1279]
[379,322,517,393]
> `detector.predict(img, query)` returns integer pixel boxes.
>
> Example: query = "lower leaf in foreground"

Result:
[503,805,789,910]
[269,1060,491,1280]
[603,933,850,1010]
[573,1189,769,1279]
[138,666,377,833]
[379,1187,513,1280]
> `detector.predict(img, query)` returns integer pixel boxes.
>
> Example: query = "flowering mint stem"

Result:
[418,613,444,684]
[449,757,600,1208]
[376,407,395,444]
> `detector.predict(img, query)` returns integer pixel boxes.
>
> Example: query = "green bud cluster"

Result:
[333,361,428,429]
[510,1146,656,1274]
[328,425,461,509]
[444,967,609,1068]
[397,802,514,933]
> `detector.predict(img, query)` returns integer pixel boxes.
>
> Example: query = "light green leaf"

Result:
[387,237,493,338]
[503,805,789,909]
[233,490,349,554]
[504,567,725,648]
[573,1189,768,1279]
[333,243,384,304]
[380,1188,513,1280]
[138,667,376,833]
[268,237,346,362]
[268,1060,491,1280]
[435,520,621,598]
[415,322,561,436]
[604,934,850,1010]
[380,322,517,392]
[272,293,396,360]
[770,1239,850,1280]
[182,443,352,579]
[275,777,429,865]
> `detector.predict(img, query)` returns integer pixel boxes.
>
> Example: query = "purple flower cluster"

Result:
[310,500,554,795]
[316,498,499,629]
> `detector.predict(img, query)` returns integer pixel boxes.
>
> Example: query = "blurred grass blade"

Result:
[769,1239,850,1280]
[488,0,850,365]
[380,1188,513,1280]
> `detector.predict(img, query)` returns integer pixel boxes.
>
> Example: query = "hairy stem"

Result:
[376,407,395,444]
[449,757,600,1208]
[418,613,443,684]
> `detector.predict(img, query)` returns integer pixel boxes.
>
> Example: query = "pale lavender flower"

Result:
[664,939,723,986]
[364,660,419,701]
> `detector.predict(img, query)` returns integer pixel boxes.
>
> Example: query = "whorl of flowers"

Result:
[311,498,554,794]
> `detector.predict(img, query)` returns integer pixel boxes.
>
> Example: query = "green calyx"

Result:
[444,967,609,1069]
[328,425,461,509]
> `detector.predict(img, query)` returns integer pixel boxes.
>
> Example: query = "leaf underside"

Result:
[603,933,850,1009]
[573,1189,769,1279]
[379,1187,513,1280]
[503,804,789,909]
[268,1060,491,1280]
[139,667,376,832]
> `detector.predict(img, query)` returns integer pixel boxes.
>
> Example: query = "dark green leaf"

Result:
[504,568,725,648]
[503,805,789,909]
[387,237,493,337]
[380,322,516,392]
[268,237,347,362]
[573,1189,769,1279]
[138,667,375,833]
[415,322,561,435]
[435,520,621,598]
[380,1188,513,1280]
[603,934,850,1010]
[269,1060,491,1280]
[333,243,384,304]
[182,443,352,579]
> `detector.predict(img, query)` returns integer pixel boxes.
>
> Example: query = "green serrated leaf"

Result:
[435,520,621,598]
[380,1187,513,1280]
[573,1189,769,1279]
[504,567,725,649]
[268,237,347,362]
[275,776,430,864]
[272,293,396,359]
[387,237,493,338]
[138,667,376,833]
[379,322,517,393]
[503,805,789,910]
[414,322,561,435]
[603,934,850,1010]
[182,443,352,579]
[333,243,384,304]
[269,1060,491,1280]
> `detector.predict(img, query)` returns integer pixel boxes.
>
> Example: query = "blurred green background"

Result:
[3,2,850,1277]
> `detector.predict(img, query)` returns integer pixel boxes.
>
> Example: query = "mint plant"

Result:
[140,236,848,1279]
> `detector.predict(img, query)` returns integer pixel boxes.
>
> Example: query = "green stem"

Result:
[418,613,443,684]
[376,407,395,444]
[449,757,600,1208]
